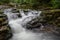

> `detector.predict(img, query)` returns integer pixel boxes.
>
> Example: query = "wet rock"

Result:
[0,14,12,40]
[41,10,60,36]
[25,18,39,27]
[25,18,56,33]
[11,8,19,13]
[53,28,60,36]
[57,17,60,20]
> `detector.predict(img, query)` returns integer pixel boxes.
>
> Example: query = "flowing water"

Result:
[4,9,60,40]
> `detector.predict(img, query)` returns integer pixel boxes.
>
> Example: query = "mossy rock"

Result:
[11,8,19,13]
[0,12,3,14]
[42,9,60,25]
[0,14,12,40]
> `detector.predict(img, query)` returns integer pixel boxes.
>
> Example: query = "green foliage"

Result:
[11,0,18,3]
[51,0,60,9]
[0,0,10,4]
[0,0,60,9]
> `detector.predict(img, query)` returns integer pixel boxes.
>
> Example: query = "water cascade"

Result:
[4,9,60,40]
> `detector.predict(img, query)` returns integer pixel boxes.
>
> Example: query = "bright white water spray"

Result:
[4,9,59,40]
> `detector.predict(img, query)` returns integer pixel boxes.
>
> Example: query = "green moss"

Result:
[41,9,60,27]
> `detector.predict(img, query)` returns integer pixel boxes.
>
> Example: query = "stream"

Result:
[4,8,60,40]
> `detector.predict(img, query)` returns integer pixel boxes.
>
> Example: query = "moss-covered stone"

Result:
[40,9,60,35]
[0,14,12,40]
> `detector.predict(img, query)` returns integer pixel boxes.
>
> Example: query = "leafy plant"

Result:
[51,0,60,9]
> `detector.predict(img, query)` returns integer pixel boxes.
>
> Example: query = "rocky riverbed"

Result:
[0,8,60,40]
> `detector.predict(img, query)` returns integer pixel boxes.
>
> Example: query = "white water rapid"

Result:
[4,9,60,40]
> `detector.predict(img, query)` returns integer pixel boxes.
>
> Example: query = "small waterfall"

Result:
[19,9,26,17]
[4,9,60,40]
[4,9,19,21]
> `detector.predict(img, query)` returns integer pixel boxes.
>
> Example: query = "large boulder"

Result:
[0,13,12,40]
